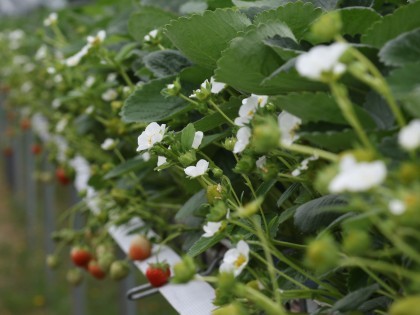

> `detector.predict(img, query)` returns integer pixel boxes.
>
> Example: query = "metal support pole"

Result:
[70,187,87,315]
[24,131,36,250]
[43,156,55,286]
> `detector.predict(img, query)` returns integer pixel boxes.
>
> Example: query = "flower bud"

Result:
[207,201,228,221]
[311,11,342,42]
[223,137,236,151]
[162,78,182,97]
[251,116,280,153]
[213,272,236,306]
[237,197,263,218]
[111,188,129,205]
[206,184,224,205]
[234,155,256,174]
[172,256,196,284]
[342,229,371,256]
[306,234,339,273]
[212,167,223,178]
[178,150,197,167]
[111,101,123,112]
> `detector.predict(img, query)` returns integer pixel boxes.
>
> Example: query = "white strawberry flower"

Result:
[388,199,406,216]
[101,138,116,150]
[291,155,318,177]
[43,12,58,27]
[65,45,89,67]
[85,76,96,88]
[296,42,348,81]
[398,119,420,151]
[107,72,117,83]
[210,77,226,94]
[136,122,166,151]
[144,29,158,42]
[329,155,387,193]
[234,94,268,126]
[278,111,302,146]
[256,156,267,169]
[54,74,63,83]
[101,88,118,102]
[141,152,151,162]
[202,221,223,238]
[52,99,61,109]
[157,156,167,167]
[219,240,250,277]
[85,106,94,115]
[35,45,48,60]
[192,131,204,149]
[56,117,68,133]
[87,30,106,46]
[184,159,209,178]
[233,126,251,154]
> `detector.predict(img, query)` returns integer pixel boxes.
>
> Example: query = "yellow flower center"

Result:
[234,254,247,268]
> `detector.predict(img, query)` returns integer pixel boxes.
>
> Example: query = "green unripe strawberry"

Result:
[207,201,228,222]
[206,184,223,205]
[234,155,255,174]
[67,268,83,286]
[172,256,196,284]
[110,261,130,281]
[251,116,280,153]
[46,255,60,269]
[178,150,197,167]
[311,11,342,42]
[212,303,248,315]
[342,230,371,256]
[306,234,339,273]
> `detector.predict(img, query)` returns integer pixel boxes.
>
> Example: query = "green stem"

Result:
[252,217,282,305]
[281,143,339,162]
[208,99,235,126]
[330,82,375,151]
[238,285,286,315]
[348,48,405,127]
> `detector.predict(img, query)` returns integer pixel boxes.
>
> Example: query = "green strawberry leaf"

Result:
[121,76,189,123]
[361,1,420,48]
[143,49,192,78]
[379,28,420,67]
[165,9,251,69]
[215,21,296,94]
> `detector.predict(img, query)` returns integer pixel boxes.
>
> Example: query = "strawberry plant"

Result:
[1,0,420,313]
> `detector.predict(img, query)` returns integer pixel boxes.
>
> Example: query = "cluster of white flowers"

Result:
[8,29,24,50]
[184,159,209,178]
[101,88,118,102]
[219,240,250,277]
[278,111,302,146]
[65,30,106,67]
[232,94,268,154]
[296,43,348,81]
[85,76,96,88]
[56,117,68,133]
[101,138,116,151]
[43,12,58,27]
[398,119,420,151]
[329,155,387,193]
[136,122,166,151]
[291,155,318,177]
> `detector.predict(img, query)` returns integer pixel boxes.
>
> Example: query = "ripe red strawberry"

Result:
[88,260,106,279]
[71,247,92,267]
[128,235,152,261]
[67,268,83,286]
[56,167,71,185]
[3,147,13,157]
[20,117,31,130]
[31,143,42,155]
[145,262,171,287]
